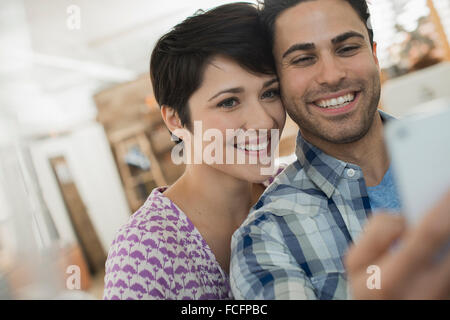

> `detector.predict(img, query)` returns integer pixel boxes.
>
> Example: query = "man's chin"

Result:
[299,119,371,145]
[327,132,368,144]
[323,120,374,144]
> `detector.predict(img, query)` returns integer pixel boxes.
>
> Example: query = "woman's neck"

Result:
[164,164,256,228]
[163,164,266,275]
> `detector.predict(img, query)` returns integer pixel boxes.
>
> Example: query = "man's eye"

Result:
[217,98,239,108]
[338,45,360,56]
[261,89,280,100]
[292,56,315,65]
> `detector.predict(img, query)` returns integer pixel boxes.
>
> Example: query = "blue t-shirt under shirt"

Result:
[366,165,401,211]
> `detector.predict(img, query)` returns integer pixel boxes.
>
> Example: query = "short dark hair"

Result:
[258,0,374,50]
[150,2,276,129]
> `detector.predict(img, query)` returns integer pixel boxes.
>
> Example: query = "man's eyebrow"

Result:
[262,78,279,88]
[208,87,243,101]
[282,43,315,59]
[281,31,366,59]
[331,31,365,44]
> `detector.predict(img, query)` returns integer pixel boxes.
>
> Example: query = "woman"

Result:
[103,2,286,300]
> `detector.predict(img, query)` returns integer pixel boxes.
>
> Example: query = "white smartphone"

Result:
[384,99,450,226]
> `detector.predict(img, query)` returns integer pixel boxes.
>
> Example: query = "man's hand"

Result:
[345,191,450,299]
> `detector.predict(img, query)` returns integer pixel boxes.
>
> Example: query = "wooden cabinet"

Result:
[94,75,185,213]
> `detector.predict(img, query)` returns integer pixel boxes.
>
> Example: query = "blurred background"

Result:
[0,0,449,299]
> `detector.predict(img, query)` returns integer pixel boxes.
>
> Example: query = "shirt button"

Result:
[347,168,356,177]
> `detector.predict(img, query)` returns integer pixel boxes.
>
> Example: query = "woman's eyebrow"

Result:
[208,78,278,101]
[262,78,279,88]
[208,87,244,101]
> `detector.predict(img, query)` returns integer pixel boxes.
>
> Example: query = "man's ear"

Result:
[372,41,380,68]
[161,105,182,133]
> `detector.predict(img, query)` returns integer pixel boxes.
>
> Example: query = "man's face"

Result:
[273,0,381,145]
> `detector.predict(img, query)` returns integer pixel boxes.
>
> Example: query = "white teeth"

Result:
[236,140,269,152]
[316,93,355,109]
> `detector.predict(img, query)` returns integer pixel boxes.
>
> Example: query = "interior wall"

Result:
[29,122,131,253]
[0,174,14,256]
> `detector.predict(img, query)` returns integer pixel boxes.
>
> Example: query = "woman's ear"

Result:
[161,105,190,142]
[161,105,183,133]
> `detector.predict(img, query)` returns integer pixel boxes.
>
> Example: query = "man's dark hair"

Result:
[258,0,374,50]
[150,2,276,129]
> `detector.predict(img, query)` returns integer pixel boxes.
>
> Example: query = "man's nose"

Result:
[315,54,347,87]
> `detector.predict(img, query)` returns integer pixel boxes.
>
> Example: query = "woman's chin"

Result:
[207,160,276,184]
[232,164,275,184]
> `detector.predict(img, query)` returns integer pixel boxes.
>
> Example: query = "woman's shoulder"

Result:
[103,187,197,300]
[107,188,193,268]
[111,187,188,241]
[103,186,232,300]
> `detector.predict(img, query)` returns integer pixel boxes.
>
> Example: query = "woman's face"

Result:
[184,54,286,183]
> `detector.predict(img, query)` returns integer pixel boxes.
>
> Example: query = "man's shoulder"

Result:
[237,160,326,232]
[255,159,325,208]
[379,109,396,122]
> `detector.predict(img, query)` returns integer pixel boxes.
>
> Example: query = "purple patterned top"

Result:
[103,167,285,300]
[103,187,233,300]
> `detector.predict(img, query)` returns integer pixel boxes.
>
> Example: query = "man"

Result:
[230,0,450,299]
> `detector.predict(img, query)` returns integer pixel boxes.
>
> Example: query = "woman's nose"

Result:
[244,100,276,131]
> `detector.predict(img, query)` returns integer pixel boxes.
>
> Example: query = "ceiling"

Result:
[0,0,255,137]
[1,0,447,138]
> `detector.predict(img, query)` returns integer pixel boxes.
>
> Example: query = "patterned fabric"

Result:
[103,167,284,300]
[103,187,233,300]
[230,111,395,300]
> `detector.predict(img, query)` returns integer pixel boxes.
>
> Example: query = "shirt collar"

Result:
[294,110,395,198]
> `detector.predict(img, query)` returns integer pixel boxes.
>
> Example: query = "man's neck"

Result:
[302,112,389,187]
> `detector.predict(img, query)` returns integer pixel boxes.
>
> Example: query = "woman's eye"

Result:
[217,98,239,108]
[261,89,280,100]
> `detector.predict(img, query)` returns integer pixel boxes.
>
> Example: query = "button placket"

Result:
[347,168,356,178]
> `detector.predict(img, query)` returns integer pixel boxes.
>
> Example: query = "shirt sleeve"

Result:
[230,212,318,300]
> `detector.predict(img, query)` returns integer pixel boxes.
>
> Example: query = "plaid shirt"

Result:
[230,111,393,300]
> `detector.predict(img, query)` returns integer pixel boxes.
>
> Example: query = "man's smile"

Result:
[309,90,362,115]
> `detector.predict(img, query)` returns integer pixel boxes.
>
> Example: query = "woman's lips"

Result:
[233,137,272,158]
